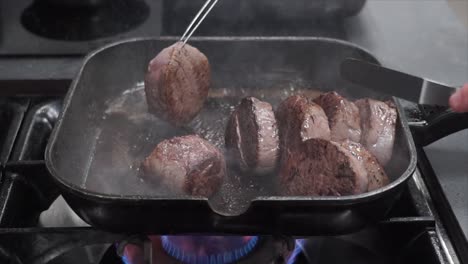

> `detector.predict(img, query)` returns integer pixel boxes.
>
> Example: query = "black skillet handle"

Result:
[409,104,468,147]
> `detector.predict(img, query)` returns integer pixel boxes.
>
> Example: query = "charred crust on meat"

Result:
[279,138,369,196]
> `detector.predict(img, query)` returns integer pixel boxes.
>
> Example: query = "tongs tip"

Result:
[180,0,219,45]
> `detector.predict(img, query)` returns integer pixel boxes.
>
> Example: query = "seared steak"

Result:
[279,138,368,196]
[355,98,397,166]
[277,95,331,154]
[314,92,361,143]
[145,42,210,126]
[340,140,390,191]
[225,97,279,174]
[142,135,225,197]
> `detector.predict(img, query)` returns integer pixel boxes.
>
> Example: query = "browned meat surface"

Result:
[225,109,245,167]
[279,138,368,196]
[142,135,225,197]
[277,95,331,156]
[355,98,397,166]
[225,97,279,174]
[145,42,210,126]
[314,92,361,143]
[340,140,390,191]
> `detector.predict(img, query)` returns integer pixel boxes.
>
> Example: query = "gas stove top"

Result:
[0,0,358,56]
[0,85,461,264]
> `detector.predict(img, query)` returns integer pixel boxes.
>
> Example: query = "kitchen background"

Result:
[0,0,466,263]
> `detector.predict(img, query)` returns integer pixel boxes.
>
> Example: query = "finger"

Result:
[449,84,468,112]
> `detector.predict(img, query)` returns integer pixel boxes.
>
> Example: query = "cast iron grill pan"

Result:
[45,37,417,235]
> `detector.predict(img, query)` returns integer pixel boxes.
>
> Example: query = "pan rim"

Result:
[45,36,417,205]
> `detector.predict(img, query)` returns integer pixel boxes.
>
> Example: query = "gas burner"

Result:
[21,0,149,41]
[160,236,259,264]
[288,237,386,264]
[106,236,294,264]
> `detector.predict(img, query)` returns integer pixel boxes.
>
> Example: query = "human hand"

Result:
[449,84,468,112]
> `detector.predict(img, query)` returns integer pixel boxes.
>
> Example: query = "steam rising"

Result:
[85,80,313,214]
[73,39,406,216]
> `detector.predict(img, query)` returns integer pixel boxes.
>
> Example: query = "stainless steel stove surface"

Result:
[0,0,363,55]
[0,0,467,263]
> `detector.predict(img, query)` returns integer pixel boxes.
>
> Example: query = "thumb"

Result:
[449,84,468,112]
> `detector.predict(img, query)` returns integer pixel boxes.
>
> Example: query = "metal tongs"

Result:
[340,58,457,106]
[180,0,219,45]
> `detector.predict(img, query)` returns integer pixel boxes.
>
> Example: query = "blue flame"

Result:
[287,239,306,264]
[121,255,131,264]
[160,236,259,264]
